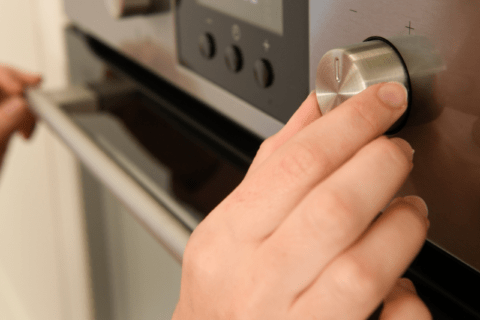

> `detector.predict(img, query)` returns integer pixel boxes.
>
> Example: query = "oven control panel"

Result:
[175,0,309,123]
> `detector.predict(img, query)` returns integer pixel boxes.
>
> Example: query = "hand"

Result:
[172,82,431,320]
[0,65,42,167]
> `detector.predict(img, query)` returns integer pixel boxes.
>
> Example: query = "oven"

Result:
[26,0,480,319]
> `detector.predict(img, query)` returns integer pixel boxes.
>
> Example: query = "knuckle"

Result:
[257,135,277,158]
[399,203,429,238]
[375,138,411,170]
[229,277,275,320]
[232,296,262,320]
[331,256,381,303]
[276,142,324,181]
[350,100,382,134]
[304,190,354,240]
[183,227,218,276]
[182,232,203,268]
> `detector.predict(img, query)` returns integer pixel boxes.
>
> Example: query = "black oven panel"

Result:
[175,0,309,123]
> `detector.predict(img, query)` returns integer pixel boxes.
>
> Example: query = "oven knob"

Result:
[225,45,243,73]
[254,59,274,88]
[105,0,161,18]
[199,33,216,59]
[316,36,445,134]
[316,38,409,133]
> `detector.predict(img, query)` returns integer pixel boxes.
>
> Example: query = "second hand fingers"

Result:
[0,67,23,96]
[0,97,29,143]
[18,108,36,139]
[9,67,42,87]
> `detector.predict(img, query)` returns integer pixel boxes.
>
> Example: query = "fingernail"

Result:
[3,97,24,115]
[377,82,408,108]
[33,75,43,87]
[390,138,414,162]
[389,197,403,207]
[397,278,417,293]
[403,195,429,218]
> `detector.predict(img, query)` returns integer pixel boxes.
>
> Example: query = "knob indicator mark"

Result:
[335,57,341,83]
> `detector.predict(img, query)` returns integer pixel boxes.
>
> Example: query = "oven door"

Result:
[27,26,480,320]
[26,26,259,320]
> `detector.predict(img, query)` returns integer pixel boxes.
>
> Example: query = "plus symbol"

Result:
[406,21,415,34]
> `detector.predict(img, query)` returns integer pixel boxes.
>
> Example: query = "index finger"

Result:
[9,67,42,87]
[0,66,42,98]
[215,82,408,241]
[246,91,322,177]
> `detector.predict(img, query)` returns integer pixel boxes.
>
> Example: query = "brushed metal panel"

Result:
[310,1,480,271]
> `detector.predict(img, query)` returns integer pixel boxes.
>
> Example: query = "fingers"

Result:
[246,91,321,177]
[380,278,432,320]
[0,65,42,97]
[217,82,408,242]
[9,67,42,86]
[17,109,37,139]
[255,136,414,296]
[0,97,30,144]
[0,67,23,96]
[293,196,429,320]
[0,66,40,139]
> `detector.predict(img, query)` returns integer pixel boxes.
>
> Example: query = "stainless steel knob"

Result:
[316,38,409,133]
[105,0,153,18]
[316,36,445,134]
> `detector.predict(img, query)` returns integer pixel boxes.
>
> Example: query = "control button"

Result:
[199,33,216,59]
[224,45,243,73]
[253,59,274,88]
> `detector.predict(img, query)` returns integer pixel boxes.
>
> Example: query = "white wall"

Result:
[0,0,93,319]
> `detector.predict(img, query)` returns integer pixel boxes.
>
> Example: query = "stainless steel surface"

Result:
[306,1,480,271]
[387,36,446,127]
[105,0,152,18]
[315,40,408,116]
[26,87,192,263]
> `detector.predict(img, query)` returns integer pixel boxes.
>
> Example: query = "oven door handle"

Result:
[26,87,191,263]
